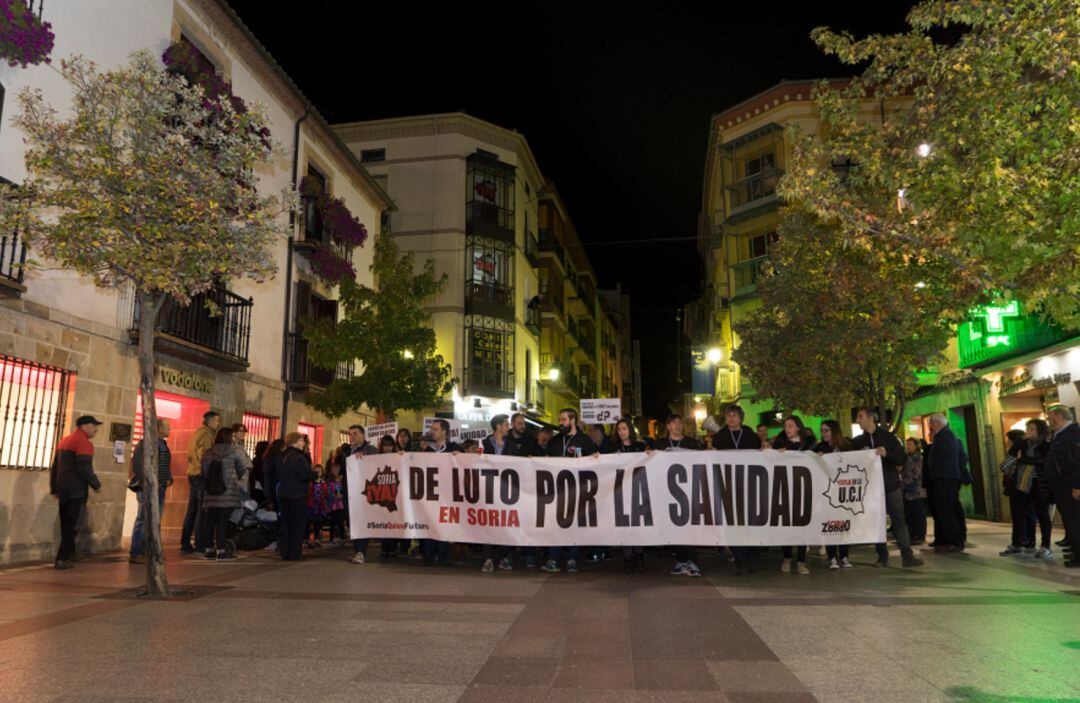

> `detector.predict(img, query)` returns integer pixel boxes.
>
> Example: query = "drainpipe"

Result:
[280,107,309,437]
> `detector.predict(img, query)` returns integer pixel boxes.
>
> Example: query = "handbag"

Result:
[1015,463,1035,494]
[127,475,142,493]
[999,456,1017,496]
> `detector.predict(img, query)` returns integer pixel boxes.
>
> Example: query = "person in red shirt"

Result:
[49,416,103,569]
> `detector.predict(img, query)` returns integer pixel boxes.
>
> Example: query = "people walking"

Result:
[1044,406,1080,568]
[347,425,378,565]
[815,420,854,570]
[772,415,814,574]
[50,416,104,570]
[902,437,928,546]
[200,427,251,560]
[713,404,762,574]
[422,419,460,567]
[925,413,966,552]
[128,419,173,565]
[542,409,597,574]
[277,432,317,561]
[181,410,220,554]
[852,408,923,568]
[481,414,515,573]
[611,418,648,572]
[660,413,704,578]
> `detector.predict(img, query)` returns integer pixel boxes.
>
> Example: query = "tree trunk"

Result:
[137,290,169,598]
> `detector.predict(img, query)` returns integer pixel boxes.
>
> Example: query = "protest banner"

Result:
[580,398,621,424]
[347,449,885,546]
[365,422,398,442]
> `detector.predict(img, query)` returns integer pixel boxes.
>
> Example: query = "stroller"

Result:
[230,490,279,552]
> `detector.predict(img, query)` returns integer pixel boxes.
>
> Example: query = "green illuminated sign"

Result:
[957,301,1074,368]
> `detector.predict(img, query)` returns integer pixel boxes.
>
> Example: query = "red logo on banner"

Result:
[364,465,399,512]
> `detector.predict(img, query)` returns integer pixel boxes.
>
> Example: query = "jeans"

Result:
[280,496,308,560]
[782,545,807,562]
[905,497,928,542]
[56,499,84,563]
[826,544,849,559]
[422,539,451,564]
[181,476,206,551]
[1052,478,1080,553]
[129,486,168,557]
[547,546,580,564]
[876,486,914,559]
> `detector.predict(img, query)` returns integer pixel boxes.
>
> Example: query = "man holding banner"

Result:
[661,413,706,578]
[422,419,460,566]
[348,425,378,565]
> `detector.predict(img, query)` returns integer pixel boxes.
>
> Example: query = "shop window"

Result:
[0,355,73,471]
[242,411,279,457]
[298,422,324,465]
[465,315,515,397]
[132,391,209,477]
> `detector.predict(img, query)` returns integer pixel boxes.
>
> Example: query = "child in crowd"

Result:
[305,464,330,548]
[326,462,346,547]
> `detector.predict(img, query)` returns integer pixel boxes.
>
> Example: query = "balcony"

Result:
[0,227,28,298]
[538,228,566,269]
[466,202,515,245]
[524,230,539,267]
[463,366,514,399]
[525,305,540,337]
[726,167,783,222]
[294,195,354,264]
[732,255,769,300]
[130,287,253,372]
[289,333,354,392]
[465,280,514,320]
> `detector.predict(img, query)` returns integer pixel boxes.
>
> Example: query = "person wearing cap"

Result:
[50,415,104,569]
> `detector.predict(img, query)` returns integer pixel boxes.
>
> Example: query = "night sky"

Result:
[228,1,914,419]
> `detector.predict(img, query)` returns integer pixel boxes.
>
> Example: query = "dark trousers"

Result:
[930,478,964,547]
[1009,490,1034,547]
[905,498,928,542]
[826,544,849,559]
[673,545,696,563]
[328,509,346,540]
[279,496,308,560]
[56,499,84,563]
[181,476,206,551]
[1029,479,1053,548]
[547,546,580,564]
[422,539,451,564]
[206,507,233,552]
[483,544,509,561]
[782,545,807,562]
[733,547,758,565]
[1052,478,1080,554]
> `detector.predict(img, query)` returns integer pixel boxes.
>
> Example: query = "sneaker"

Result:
[481,558,495,573]
[350,552,366,564]
[873,557,888,568]
[797,562,810,575]
[265,541,278,552]
[999,545,1022,556]
[525,555,537,569]
[204,549,217,560]
[541,559,560,573]
[180,546,195,555]
[780,558,792,573]
[128,554,146,564]
[54,560,74,570]
[902,554,924,568]
[1055,537,1069,547]
[670,561,689,576]
[818,546,827,557]
[566,559,579,574]
[1034,547,1053,560]
[497,557,514,571]
[685,561,701,578]
[840,557,852,569]
[828,557,839,571]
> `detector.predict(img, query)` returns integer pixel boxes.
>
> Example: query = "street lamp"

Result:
[706,347,723,365]
[693,407,707,423]
[402,349,414,359]
[548,367,561,382]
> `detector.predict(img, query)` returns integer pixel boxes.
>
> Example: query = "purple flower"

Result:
[0,0,54,68]
[312,246,355,283]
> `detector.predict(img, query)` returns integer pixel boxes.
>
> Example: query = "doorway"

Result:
[949,404,987,519]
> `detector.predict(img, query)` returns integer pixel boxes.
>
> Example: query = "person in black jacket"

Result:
[772,416,815,574]
[506,413,540,456]
[421,419,459,566]
[277,432,317,561]
[1045,406,1080,568]
[611,419,648,572]
[480,414,515,573]
[659,414,706,578]
[852,408,923,568]
[712,405,761,575]
[1019,419,1054,559]
[1000,429,1031,556]
[816,420,855,570]
[925,414,967,551]
[540,409,597,575]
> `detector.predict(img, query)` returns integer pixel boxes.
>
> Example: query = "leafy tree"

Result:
[305,235,454,419]
[0,53,287,597]
[733,209,953,429]
[783,0,1080,326]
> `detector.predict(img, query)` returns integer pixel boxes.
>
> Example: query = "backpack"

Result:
[205,457,227,496]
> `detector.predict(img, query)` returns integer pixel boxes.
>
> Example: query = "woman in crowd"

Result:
[261,439,286,512]
[1000,429,1029,556]
[379,434,399,453]
[396,428,413,452]
[1019,418,1054,559]
[250,440,269,504]
[200,427,251,561]
[306,464,329,548]
[814,420,854,570]
[903,437,928,546]
[772,415,814,574]
[612,419,648,572]
[377,433,410,558]
[277,432,317,560]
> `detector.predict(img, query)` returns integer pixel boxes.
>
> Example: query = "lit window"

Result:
[0,355,73,470]
[298,422,324,465]
[242,411,279,458]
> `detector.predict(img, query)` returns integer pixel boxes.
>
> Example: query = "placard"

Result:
[580,398,621,424]
[365,422,398,442]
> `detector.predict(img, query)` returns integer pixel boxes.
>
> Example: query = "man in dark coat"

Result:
[1046,405,1080,567]
[925,413,966,552]
[50,416,103,569]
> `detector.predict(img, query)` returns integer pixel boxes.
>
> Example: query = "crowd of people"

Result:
[48,402,1080,572]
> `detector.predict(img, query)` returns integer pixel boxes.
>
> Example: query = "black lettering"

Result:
[425,466,439,500]
[500,470,520,505]
[747,465,768,526]
[668,464,689,526]
[631,466,653,526]
[451,468,464,502]
[769,465,790,526]
[481,468,499,503]
[735,464,746,525]
[536,471,554,527]
[463,468,479,503]
[409,467,425,500]
[614,469,629,527]
[714,464,735,526]
[556,470,576,529]
[578,470,598,527]
[792,466,812,526]
[691,463,713,525]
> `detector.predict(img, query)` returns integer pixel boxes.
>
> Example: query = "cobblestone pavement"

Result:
[0,520,1077,703]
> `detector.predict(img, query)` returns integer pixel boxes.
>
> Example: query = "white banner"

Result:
[347,450,886,546]
[365,422,398,442]
[580,398,621,424]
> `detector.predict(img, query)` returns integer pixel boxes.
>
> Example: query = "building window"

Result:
[465,315,515,398]
[749,231,778,258]
[467,236,514,308]
[466,153,515,236]
[525,349,532,404]
[360,148,385,163]
[242,412,279,458]
[0,355,73,471]
[302,165,327,243]
[298,422,324,465]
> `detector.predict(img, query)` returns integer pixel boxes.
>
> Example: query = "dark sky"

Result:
[228,1,914,419]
